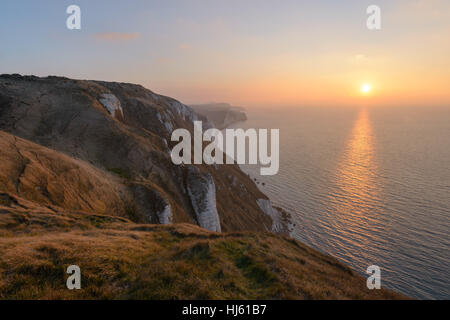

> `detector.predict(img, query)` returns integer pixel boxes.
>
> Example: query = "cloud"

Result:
[179,43,191,50]
[94,32,140,41]
[349,54,370,65]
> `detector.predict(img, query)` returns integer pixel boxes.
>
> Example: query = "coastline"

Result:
[213,109,293,237]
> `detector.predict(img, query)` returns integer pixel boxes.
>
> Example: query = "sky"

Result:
[1,0,449,108]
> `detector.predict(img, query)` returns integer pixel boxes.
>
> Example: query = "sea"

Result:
[228,106,450,299]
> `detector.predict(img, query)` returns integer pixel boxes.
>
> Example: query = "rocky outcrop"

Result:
[99,93,124,118]
[0,74,279,233]
[186,167,221,232]
[257,199,283,232]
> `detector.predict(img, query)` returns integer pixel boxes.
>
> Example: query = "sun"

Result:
[361,83,372,94]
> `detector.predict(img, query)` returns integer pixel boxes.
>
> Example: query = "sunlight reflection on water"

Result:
[232,106,450,299]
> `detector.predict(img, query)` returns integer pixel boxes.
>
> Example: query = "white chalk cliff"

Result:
[257,199,284,233]
[99,93,124,117]
[187,167,221,232]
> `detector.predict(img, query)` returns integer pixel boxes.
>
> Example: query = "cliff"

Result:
[0,74,281,233]
[190,103,248,129]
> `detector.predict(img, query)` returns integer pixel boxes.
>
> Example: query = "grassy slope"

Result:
[0,200,405,300]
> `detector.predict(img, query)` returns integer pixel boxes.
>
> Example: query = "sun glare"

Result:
[361,83,372,94]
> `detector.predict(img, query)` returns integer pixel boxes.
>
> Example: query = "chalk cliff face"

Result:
[0,74,281,233]
[186,166,221,232]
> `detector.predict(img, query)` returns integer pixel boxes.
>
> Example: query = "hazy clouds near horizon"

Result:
[1,0,449,108]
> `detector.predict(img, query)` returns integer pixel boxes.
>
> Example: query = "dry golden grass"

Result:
[0,202,407,300]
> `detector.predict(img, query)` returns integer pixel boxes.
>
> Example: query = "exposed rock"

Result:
[186,166,221,232]
[99,93,124,118]
[257,198,289,234]
[159,204,172,225]
[164,99,197,123]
